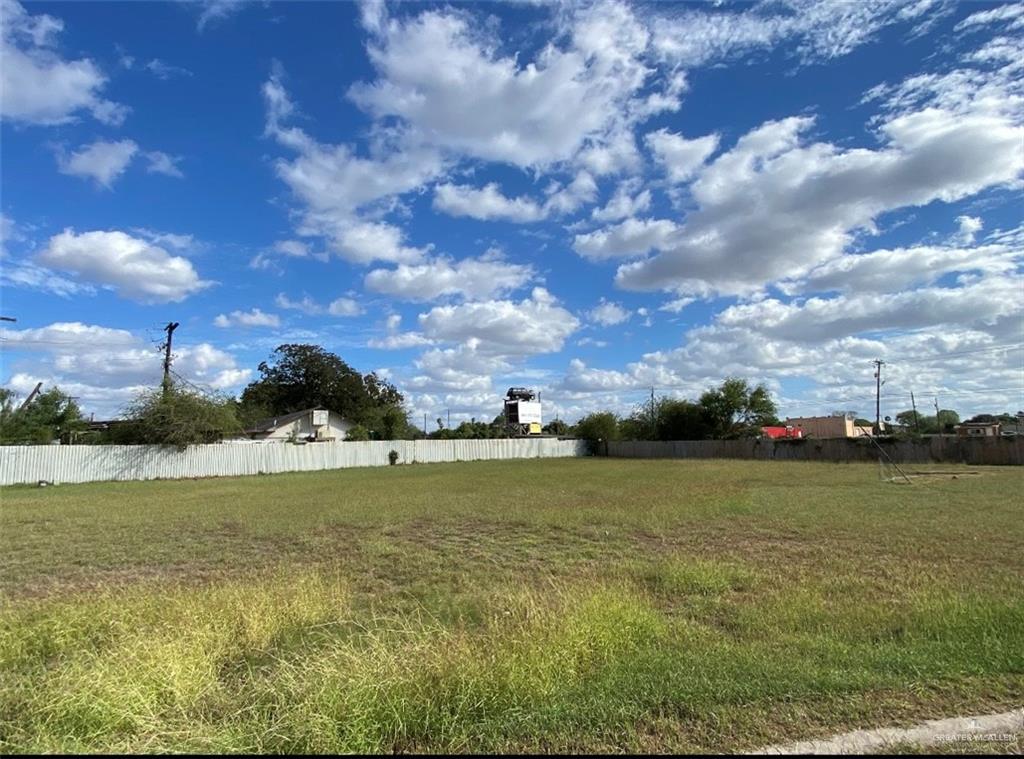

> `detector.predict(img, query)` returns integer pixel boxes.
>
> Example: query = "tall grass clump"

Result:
[4,572,1022,753]
[0,571,350,753]
[235,586,672,753]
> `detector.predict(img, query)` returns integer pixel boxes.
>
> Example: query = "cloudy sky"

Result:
[1,0,1021,426]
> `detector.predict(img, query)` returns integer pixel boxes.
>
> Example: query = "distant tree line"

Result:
[0,344,418,447]
[891,408,1021,438]
[3,343,1015,447]
[893,408,961,436]
[572,378,780,447]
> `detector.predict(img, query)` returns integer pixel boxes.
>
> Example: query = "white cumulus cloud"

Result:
[433,183,546,223]
[56,139,138,187]
[588,299,632,326]
[645,129,718,183]
[365,256,534,301]
[574,217,679,261]
[37,229,211,303]
[418,287,580,356]
[611,108,1023,295]
[0,0,127,126]
[349,1,662,169]
[328,297,362,317]
[213,309,281,328]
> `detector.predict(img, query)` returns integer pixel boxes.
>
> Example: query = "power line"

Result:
[168,368,224,399]
[909,386,1024,397]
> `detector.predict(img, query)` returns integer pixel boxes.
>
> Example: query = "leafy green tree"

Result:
[427,415,510,439]
[380,406,412,439]
[360,404,415,440]
[895,409,937,436]
[617,397,712,441]
[238,344,409,437]
[446,419,484,439]
[936,409,960,432]
[573,412,619,443]
[0,386,86,444]
[113,385,241,448]
[893,408,961,437]
[363,371,404,408]
[655,398,711,441]
[831,409,860,420]
[896,409,923,431]
[618,406,650,440]
[543,419,570,436]
[344,424,370,441]
[487,413,510,438]
[698,378,778,439]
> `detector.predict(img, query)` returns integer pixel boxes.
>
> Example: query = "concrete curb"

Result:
[749,708,1023,755]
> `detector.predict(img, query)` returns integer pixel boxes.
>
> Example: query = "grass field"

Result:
[1,459,1022,753]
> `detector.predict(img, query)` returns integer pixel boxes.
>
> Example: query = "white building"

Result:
[244,408,353,442]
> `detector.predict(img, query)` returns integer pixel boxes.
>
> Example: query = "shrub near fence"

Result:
[606,436,1024,466]
[0,438,588,486]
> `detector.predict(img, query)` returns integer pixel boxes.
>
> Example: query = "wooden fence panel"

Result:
[605,437,1023,465]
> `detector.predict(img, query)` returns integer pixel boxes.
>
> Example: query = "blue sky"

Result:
[1,0,1022,426]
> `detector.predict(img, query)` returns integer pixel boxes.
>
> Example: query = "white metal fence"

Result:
[0,439,588,486]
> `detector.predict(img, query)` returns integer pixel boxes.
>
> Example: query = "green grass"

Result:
[1,459,1022,752]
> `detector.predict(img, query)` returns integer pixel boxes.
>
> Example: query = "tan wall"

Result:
[784,416,867,439]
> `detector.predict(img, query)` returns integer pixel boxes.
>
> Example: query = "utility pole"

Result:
[16,382,43,413]
[910,391,920,435]
[160,322,179,397]
[873,359,885,436]
[934,396,942,438]
[423,412,427,437]
[447,408,450,429]
[650,386,656,439]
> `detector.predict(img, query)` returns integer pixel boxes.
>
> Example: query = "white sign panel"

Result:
[515,401,542,425]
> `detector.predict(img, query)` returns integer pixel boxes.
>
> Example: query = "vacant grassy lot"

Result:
[1,459,1022,753]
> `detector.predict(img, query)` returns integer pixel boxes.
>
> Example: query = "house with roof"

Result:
[783,415,875,439]
[243,408,353,442]
[955,421,1001,438]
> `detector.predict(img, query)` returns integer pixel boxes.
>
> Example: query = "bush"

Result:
[345,424,370,441]
[112,386,241,449]
[573,412,619,442]
[388,450,400,466]
[0,387,85,445]
[573,412,619,454]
